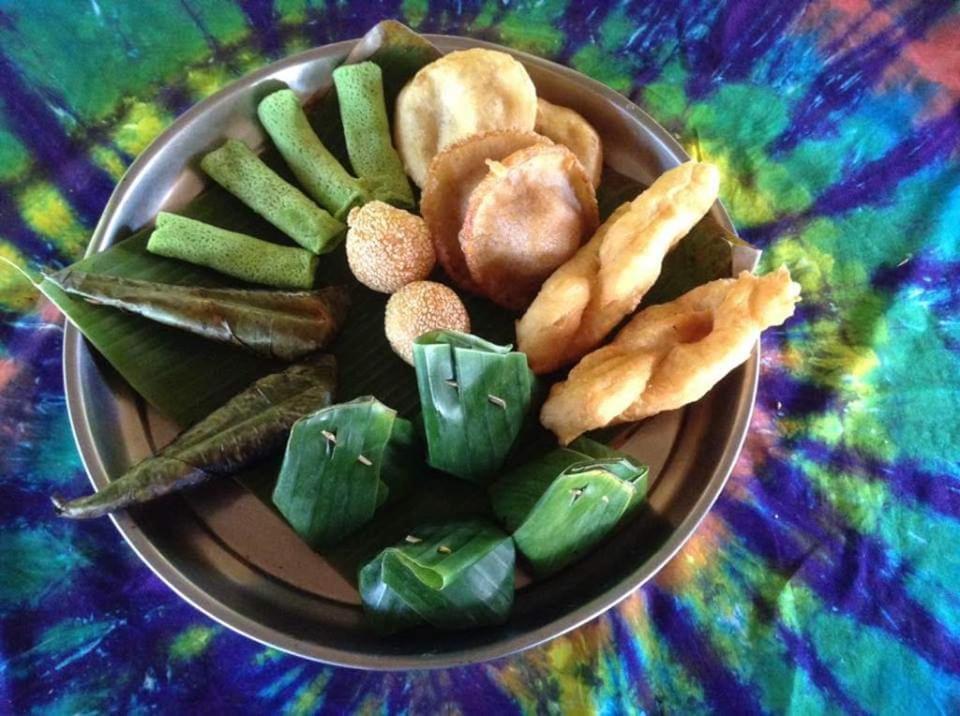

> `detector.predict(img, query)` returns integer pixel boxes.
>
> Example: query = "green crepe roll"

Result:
[257,89,368,219]
[200,139,344,255]
[332,62,414,208]
[147,212,317,290]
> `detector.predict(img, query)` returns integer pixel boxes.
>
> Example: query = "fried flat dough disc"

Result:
[420,130,550,293]
[394,49,538,188]
[459,143,599,310]
[534,98,603,188]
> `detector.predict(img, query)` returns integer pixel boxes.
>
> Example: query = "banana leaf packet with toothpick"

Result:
[53,356,337,519]
[272,397,420,548]
[413,330,535,484]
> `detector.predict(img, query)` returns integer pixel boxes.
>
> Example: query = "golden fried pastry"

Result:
[516,161,721,374]
[534,98,603,187]
[385,280,471,365]
[460,143,598,310]
[420,130,551,293]
[346,201,435,294]
[541,267,801,444]
[394,49,538,188]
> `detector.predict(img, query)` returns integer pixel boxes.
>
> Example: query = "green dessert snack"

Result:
[490,438,649,576]
[53,356,337,519]
[358,520,514,633]
[413,330,535,483]
[45,268,350,361]
[272,397,419,548]
[200,139,344,254]
[146,212,318,289]
[257,89,368,219]
[332,62,414,208]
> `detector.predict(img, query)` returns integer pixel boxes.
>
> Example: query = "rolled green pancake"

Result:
[147,212,317,290]
[200,139,344,254]
[257,89,368,219]
[332,62,414,208]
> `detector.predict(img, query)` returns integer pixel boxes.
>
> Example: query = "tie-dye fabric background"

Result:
[2,1,959,713]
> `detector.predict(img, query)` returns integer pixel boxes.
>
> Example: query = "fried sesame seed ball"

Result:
[346,201,435,294]
[385,281,470,364]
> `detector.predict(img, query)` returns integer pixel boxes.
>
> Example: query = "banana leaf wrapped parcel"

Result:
[272,397,420,548]
[45,268,350,361]
[413,331,535,484]
[359,520,515,633]
[490,438,648,576]
[54,356,337,519]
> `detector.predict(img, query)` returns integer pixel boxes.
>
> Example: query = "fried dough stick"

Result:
[541,267,801,445]
[517,161,720,374]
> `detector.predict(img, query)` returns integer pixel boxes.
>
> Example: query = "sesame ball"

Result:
[385,281,471,365]
[346,201,435,293]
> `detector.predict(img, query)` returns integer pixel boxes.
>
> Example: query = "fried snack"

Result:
[516,161,720,374]
[421,130,550,293]
[394,48,538,188]
[346,201,435,293]
[541,268,801,444]
[534,98,603,187]
[385,281,471,365]
[460,143,599,310]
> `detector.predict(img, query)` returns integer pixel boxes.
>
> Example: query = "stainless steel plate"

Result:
[63,35,759,670]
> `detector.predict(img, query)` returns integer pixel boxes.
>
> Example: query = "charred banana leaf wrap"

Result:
[46,268,350,361]
[54,356,337,519]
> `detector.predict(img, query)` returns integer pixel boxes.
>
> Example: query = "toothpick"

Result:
[487,394,507,409]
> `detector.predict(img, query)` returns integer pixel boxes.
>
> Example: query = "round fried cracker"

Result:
[394,48,538,188]
[420,130,551,293]
[460,143,599,311]
[535,98,603,188]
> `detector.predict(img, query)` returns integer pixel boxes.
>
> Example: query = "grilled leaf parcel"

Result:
[413,330,534,483]
[359,520,515,633]
[490,438,648,576]
[46,268,350,361]
[54,356,337,519]
[272,397,419,548]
